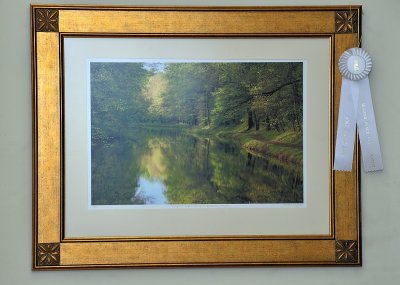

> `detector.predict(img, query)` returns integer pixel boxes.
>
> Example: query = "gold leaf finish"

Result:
[59,10,334,34]
[333,34,360,242]
[36,33,61,244]
[60,240,336,266]
[32,5,362,269]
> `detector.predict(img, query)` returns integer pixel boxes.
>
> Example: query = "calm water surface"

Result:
[91,128,303,205]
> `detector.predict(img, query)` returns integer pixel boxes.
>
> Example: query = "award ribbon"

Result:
[334,48,383,172]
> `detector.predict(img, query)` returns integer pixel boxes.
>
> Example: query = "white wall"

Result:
[1,0,399,284]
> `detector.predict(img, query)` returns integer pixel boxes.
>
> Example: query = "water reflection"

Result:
[134,176,167,204]
[91,128,303,205]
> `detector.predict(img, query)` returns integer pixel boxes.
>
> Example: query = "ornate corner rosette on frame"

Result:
[334,48,383,172]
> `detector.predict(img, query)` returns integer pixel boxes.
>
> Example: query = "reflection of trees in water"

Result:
[91,140,146,205]
[91,129,303,205]
[245,152,303,203]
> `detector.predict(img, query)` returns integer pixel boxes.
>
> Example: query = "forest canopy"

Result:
[90,61,303,141]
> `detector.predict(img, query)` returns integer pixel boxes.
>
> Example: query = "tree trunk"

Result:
[254,112,260,131]
[287,63,301,132]
[203,92,211,127]
[247,109,254,130]
[265,115,271,131]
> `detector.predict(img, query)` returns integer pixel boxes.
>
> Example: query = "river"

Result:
[91,127,303,205]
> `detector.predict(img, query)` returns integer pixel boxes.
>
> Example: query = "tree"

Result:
[90,62,151,143]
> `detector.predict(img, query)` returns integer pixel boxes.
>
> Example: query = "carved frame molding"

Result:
[335,10,359,34]
[35,9,59,32]
[32,5,362,269]
[36,243,60,266]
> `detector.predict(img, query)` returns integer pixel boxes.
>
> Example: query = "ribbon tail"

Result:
[334,78,358,171]
[356,78,383,172]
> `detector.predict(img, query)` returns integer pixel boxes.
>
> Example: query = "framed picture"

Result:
[32,5,361,269]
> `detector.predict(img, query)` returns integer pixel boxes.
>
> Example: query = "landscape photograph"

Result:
[89,60,304,206]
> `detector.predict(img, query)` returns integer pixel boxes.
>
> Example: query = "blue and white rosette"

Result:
[334,48,383,172]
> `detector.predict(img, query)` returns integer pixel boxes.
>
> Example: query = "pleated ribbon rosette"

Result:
[334,48,383,172]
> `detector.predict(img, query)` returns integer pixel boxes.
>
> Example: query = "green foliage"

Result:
[90,61,304,205]
[90,62,151,143]
[91,61,303,135]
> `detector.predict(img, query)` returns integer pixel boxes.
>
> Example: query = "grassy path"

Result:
[190,125,303,165]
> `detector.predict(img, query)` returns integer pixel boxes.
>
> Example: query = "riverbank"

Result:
[190,124,303,165]
[113,123,302,165]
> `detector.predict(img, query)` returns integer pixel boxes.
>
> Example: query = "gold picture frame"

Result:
[32,5,361,269]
